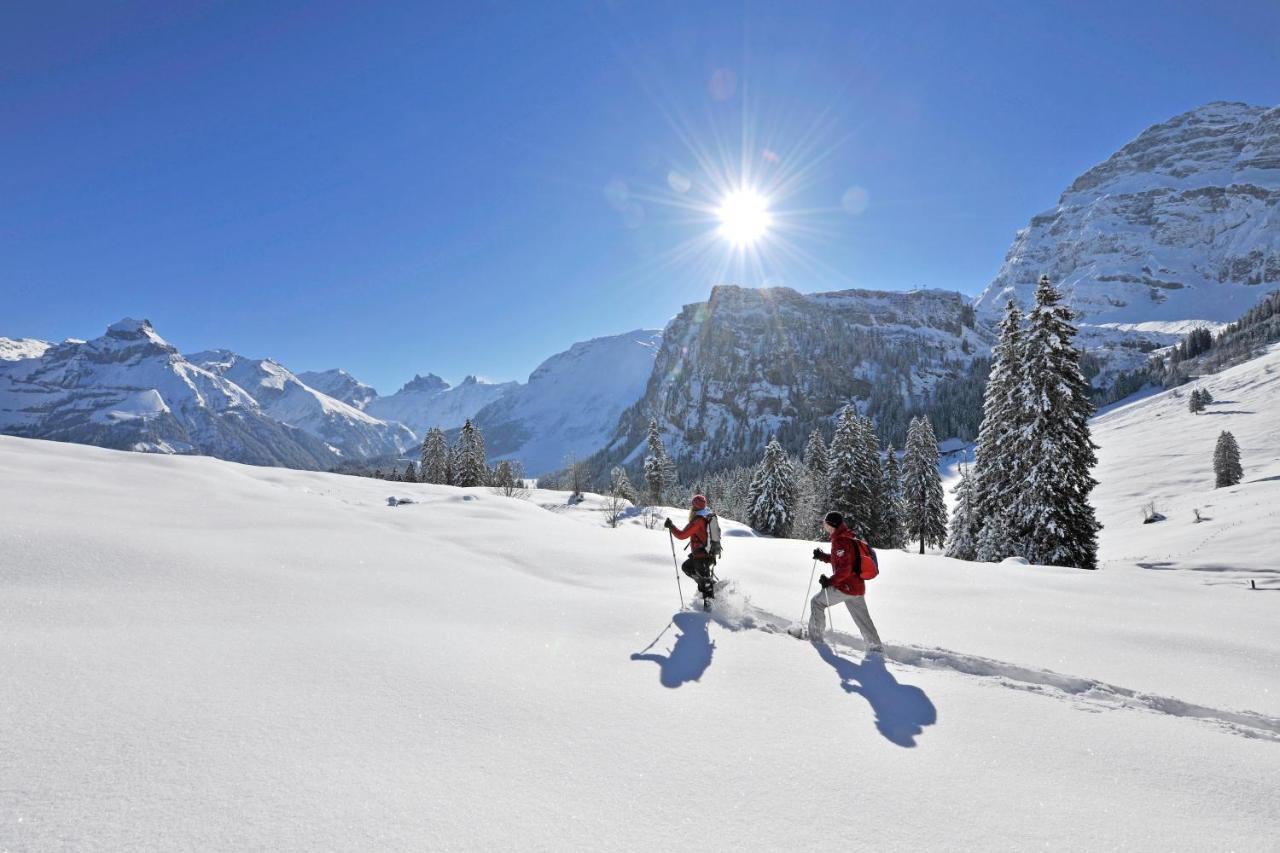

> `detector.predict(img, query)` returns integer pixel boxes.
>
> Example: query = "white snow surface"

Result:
[1092,342,1280,581]
[2,434,1277,850]
[475,329,662,475]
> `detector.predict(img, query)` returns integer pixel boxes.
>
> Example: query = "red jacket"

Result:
[817,524,865,596]
[671,514,710,558]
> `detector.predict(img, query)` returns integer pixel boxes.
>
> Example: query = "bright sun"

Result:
[716,188,772,246]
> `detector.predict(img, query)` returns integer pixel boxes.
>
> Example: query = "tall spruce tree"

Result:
[801,428,830,538]
[1010,275,1101,569]
[610,466,637,503]
[969,299,1027,559]
[402,461,418,483]
[747,437,798,537]
[643,418,675,505]
[902,416,947,554]
[828,406,874,535]
[859,417,886,545]
[945,463,979,560]
[881,445,907,549]
[419,427,450,485]
[1213,431,1243,487]
[454,419,489,487]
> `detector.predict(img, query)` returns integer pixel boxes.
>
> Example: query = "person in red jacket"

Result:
[665,495,716,604]
[809,511,883,653]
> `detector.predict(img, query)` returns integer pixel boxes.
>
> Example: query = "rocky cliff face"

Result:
[977,102,1280,329]
[592,286,992,476]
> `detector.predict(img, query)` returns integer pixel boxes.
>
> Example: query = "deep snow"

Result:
[2,434,1277,851]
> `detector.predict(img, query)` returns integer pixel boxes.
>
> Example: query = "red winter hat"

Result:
[690,494,708,510]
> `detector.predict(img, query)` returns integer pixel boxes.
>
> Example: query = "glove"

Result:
[812,548,825,560]
[663,518,674,530]
[819,574,831,588]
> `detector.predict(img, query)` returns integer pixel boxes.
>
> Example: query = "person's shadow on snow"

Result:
[630,612,715,688]
[815,643,937,747]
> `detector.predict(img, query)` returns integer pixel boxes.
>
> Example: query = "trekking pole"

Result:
[797,559,818,628]
[668,531,685,609]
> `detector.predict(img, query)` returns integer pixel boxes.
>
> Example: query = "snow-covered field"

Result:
[2,433,1278,851]
[1092,342,1280,583]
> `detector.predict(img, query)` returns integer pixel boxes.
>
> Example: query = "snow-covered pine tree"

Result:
[801,428,830,538]
[859,417,886,545]
[975,510,1014,562]
[945,462,979,560]
[881,444,906,549]
[402,461,418,483]
[1201,389,1214,404]
[419,427,450,485]
[610,466,637,503]
[827,405,874,536]
[454,419,488,487]
[643,418,675,505]
[969,299,1027,558]
[1213,430,1243,487]
[902,416,947,554]
[1189,389,1205,414]
[1010,275,1101,570]
[747,437,798,537]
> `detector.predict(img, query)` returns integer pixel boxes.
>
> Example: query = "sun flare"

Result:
[716,188,772,246]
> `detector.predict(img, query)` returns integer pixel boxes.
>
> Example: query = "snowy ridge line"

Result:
[711,595,1280,742]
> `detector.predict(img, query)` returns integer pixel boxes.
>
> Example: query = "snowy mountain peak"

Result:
[398,373,450,395]
[98,317,175,354]
[296,368,379,410]
[975,100,1280,355]
[0,337,52,361]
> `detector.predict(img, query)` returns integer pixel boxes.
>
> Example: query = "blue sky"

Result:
[2,1,1277,393]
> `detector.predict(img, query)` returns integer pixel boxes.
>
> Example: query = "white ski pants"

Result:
[809,587,883,650]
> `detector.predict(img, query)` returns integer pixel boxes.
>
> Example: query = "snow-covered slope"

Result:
[474,329,662,475]
[976,102,1280,376]
[296,368,378,410]
[0,337,52,361]
[365,373,518,436]
[189,351,414,459]
[1,434,1275,850]
[1092,342,1280,579]
[0,319,337,468]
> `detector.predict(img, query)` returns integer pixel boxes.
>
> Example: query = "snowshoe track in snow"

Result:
[700,585,1280,743]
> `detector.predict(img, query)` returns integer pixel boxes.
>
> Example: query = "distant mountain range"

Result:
[3,101,1277,478]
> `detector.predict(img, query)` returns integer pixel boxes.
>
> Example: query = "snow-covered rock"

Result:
[296,368,379,410]
[976,101,1280,376]
[473,329,662,475]
[595,285,992,474]
[0,337,52,361]
[0,318,338,468]
[365,373,517,436]
[189,350,414,459]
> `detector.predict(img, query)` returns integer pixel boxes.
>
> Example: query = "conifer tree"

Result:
[1010,275,1101,569]
[975,510,1014,562]
[945,463,979,560]
[643,418,676,505]
[859,417,886,545]
[828,406,873,536]
[402,461,418,483]
[969,299,1027,555]
[902,416,947,554]
[747,437,798,537]
[454,420,489,487]
[1213,430,1243,488]
[1189,389,1205,414]
[419,427,451,485]
[880,445,907,549]
[609,466,637,503]
[802,428,830,538]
